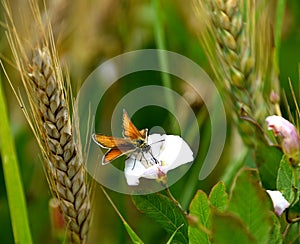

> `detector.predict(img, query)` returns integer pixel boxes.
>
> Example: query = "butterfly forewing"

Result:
[92,134,136,151]
[122,110,145,140]
[139,128,148,139]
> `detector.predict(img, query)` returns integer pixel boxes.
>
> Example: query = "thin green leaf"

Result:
[228,168,272,243]
[166,224,184,244]
[101,187,144,244]
[132,193,188,244]
[211,211,256,244]
[277,155,296,204]
[0,77,32,244]
[209,182,228,212]
[188,190,210,244]
[123,222,144,244]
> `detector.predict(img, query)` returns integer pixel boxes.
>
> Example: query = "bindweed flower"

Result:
[124,134,194,186]
[266,115,299,163]
[266,190,290,216]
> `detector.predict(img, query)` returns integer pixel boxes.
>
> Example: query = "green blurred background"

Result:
[0,0,299,243]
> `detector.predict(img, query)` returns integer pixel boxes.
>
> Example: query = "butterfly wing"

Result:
[102,149,129,164]
[92,134,135,150]
[122,109,147,140]
[139,128,148,140]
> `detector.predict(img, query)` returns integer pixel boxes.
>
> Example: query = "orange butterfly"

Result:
[92,109,155,165]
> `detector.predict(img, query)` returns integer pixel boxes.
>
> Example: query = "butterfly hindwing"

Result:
[103,149,129,164]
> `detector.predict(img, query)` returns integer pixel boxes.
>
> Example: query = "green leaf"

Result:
[209,182,228,212]
[211,211,256,244]
[132,193,188,244]
[284,219,300,243]
[188,190,210,244]
[255,143,282,189]
[0,76,33,243]
[268,213,282,244]
[277,155,296,203]
[227,168,272,243]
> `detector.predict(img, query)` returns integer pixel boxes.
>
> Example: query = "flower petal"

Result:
[158,135,193,171]
[266,190,290,216]
[124,134,194,186]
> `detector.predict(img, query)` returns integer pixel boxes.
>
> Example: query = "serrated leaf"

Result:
[228,168,272,243]
[209,182,228,212]
[277,155,296,203]
[255,143,282,189]
[211,211,256,244]
[188,190,211,244]
[132,193,188,244]
[268,213,282,244]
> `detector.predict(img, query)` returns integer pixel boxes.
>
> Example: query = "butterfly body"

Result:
[93,110,154,165]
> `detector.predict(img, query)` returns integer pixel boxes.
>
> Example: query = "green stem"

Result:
[0,76,32,244]
[165,187,187,215]
[221,148,248,188]
[152,0,175,112]
[275,0,286,61]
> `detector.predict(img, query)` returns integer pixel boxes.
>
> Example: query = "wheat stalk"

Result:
[2,1,91,243]
[194,0,278,146]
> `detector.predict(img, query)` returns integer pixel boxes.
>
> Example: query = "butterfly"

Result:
[92,109,158,166]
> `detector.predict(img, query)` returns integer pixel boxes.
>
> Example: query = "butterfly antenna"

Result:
[149,139,165,146]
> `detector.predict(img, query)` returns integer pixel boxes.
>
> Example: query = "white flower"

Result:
[266,115,299,163]
[266,190,290,216]
[124,134,194,186]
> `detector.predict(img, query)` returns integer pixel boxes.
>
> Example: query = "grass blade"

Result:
[0,76,32,244]
[275,0,286,60]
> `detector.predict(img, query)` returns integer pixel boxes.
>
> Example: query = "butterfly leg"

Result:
[148,149,159,165]
[125,153,137,170]
[132,157,137,170]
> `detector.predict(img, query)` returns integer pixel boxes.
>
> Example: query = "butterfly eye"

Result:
[135,139,145,146]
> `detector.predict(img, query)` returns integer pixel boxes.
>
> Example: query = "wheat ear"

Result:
[30,48,91,243]
[3,0,91,242]
[194,0,278,145]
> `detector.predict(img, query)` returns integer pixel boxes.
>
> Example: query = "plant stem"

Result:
[165,187,187,215]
